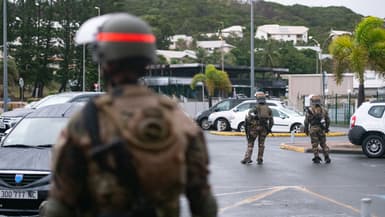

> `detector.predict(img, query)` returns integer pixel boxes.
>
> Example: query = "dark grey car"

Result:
[194,98,251,130]
[0,91,103,137]
[0,102,84,216]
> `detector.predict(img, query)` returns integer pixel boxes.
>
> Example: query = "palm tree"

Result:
[190,64,232,107]
[329,16,385,107]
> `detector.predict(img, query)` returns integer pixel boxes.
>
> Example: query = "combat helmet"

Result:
[254,91,266,104]
[94,13,156,64]
[310,95,322,106]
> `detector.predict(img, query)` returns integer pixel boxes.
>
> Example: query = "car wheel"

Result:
[238,122,245,132]
[362,134,385,158]
[290,123,303,133]
[200,118,210,130]
[216,118,229,131]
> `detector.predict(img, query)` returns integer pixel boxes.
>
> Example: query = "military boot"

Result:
[312,156,322,164]
[324,155,331,164]
[257,158,263,165]
[240,158,252,164]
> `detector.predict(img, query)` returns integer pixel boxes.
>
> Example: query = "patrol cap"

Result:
[96,13,156,63]
[310,95,322,105]
[75,13,157,64]
[254,91,266,103]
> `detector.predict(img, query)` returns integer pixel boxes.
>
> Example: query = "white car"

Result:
[348,101,385,158]
[230,106,305,133]
[208,99,286,131]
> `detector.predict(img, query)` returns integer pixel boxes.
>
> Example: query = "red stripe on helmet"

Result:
[97,32,156,43]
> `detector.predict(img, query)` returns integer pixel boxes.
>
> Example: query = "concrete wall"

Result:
[283,73,354,110]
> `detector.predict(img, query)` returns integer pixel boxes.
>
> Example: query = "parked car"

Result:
[0,102,84,216]
[0,91,103,137]
[194,98,250,130]
[348,101,385,158]
[208,99,287,131]
[230,106,305,133]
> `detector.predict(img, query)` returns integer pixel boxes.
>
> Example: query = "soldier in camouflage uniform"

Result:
[241,92,274,165]
[304,95,331,164]
[41,13,217,217]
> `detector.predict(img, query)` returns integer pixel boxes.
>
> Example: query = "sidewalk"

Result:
[209,126,363,154]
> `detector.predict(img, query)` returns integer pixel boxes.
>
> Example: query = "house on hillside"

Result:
[157,50,197,63]
[204,25,245,38]
[168,34,194,50]
[196,40,235,53]
[256,24,309,44]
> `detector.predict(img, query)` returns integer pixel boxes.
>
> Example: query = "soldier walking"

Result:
[241,92,274,165]
[304,95,331,164]
[41,13,217,217]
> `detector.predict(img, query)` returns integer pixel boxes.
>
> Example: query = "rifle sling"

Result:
[82,100,157,217]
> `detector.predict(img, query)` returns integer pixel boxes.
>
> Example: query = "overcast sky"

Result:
[264,0,385,18]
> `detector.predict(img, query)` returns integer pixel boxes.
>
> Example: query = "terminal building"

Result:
[143,63,289,100]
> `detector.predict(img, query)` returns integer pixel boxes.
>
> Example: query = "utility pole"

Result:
[250,0,255,97]
[3,0,8,112]
[95,6,101,91]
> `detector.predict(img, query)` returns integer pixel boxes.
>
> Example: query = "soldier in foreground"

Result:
[241,92,274,165]
[304,95,331,164]
[41,13,217,217]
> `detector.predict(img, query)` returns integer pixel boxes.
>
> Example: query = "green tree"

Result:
[329,16,385,107]
[190,64,232,107]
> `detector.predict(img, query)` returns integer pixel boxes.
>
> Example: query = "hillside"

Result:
[119,0,363,48]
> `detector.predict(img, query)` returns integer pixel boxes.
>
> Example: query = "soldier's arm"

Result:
[304,111,309,134]
[324,109,331,130]
[268,108,274,130]
[185,131,218,217]
[42,116,90,217]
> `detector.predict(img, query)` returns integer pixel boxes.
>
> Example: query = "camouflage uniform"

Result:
[42,86,217,217]
[241,101,273,165]
[304,96,331,164]
[41,13,217,217]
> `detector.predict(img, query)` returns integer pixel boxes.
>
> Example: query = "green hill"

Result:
[117,0,363,48]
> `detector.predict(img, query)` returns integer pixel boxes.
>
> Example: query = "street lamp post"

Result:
[95,6,101,91]
[250,0,255,97]
[3,0,8,112]
[82,44,86,91]
[309,37,324,102]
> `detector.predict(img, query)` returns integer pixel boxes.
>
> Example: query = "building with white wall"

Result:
[256,24,309,44]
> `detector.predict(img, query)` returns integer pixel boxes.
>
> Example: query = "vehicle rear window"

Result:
[368,105,385,118]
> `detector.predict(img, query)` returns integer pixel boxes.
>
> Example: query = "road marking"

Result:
[218,185,379,217]
[219,186,288,213]
[292,186,361,214]
[216,187,278,197]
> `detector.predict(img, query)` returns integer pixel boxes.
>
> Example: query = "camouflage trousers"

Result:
[309,126,329,158]
[243,127,268,161]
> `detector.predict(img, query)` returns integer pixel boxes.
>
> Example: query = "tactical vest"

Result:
[256,104,270,125]
[87,88,197,205]
[308,106,324,126]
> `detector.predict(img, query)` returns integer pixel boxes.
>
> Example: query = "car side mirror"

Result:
[214,108,220,112]
[280,115,286,119]
[233,108,239,112]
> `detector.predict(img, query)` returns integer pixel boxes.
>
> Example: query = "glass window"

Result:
[214,100,231,111]
[237,103,251,112]
[368,106,385,118]
[271,108,279,117]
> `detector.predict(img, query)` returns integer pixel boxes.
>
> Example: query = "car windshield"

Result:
[280,107,303,116]
[2,117,69,147]
[31,95,75,109]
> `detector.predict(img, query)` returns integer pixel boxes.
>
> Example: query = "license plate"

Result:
[0,122,5,129]
[0,190,38,200]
